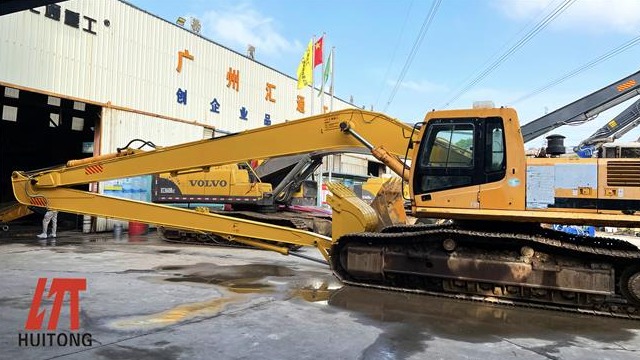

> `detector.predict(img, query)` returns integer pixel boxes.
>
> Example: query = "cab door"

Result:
[412,117,508,210]
[412,119,481,209]
[478,119,511,209]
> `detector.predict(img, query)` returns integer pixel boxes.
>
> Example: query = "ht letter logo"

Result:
[19,278,92,347]
[25,278,87,330]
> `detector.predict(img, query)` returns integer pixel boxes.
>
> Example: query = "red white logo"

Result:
[19,278,92,348]
[25,278,87,330]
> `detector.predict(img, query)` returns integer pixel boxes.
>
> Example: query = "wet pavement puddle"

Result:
[326,285,640,357]
[109,295,243,329]
[96,258,640,354]
[108,262,337,331]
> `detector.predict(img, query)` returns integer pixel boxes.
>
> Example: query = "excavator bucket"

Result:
[0,202,33,231]
[325,179,408,240]
[369,178,407,231]
[325,182,378,241]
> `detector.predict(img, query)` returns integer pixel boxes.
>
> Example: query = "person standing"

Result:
[37,210,58,239]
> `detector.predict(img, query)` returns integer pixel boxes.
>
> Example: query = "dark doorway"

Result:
[0,86,100,228]
[367,160,385,177]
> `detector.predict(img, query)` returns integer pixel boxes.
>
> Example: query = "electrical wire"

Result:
[439,0,577,109]
[374,0,414,110]
[439,0,558,108]
[509,34,640,105]
[383,0,442,112]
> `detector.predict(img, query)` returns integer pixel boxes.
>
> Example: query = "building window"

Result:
[50,113,60,127]
[64,9,80,28]
[203,128,214,139]
[2,105,17,122]
[73,101,86,111]
[4,87,19,99]
[47,96,61,106]
[71,117,84,131]
[44,4,61,21]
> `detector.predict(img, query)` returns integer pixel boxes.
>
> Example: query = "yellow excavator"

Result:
[11,107,640,319]
[0,202,33,232]
[152,163,333,243]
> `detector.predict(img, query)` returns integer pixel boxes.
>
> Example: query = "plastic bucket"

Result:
[113,222,123,238]
[128,221,148,236]
[83,215,92,233]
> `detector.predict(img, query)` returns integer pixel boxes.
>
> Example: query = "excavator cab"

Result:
[410,108,525,215]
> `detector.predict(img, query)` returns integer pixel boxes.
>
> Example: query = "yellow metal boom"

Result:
[12,109,414,260]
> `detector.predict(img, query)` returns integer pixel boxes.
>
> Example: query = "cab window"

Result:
[486,124,505,172]
[419,123,475,192]
[413,117,506,195]
[423,125,474,168]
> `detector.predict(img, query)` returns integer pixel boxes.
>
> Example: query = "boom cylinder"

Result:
[339,122,411,182]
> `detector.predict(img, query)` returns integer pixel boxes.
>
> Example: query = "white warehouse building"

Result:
[0,0,388,231]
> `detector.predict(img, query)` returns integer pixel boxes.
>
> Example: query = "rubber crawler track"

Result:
[333,224,640,320]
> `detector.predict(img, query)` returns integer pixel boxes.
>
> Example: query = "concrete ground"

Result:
[1,228,640,360]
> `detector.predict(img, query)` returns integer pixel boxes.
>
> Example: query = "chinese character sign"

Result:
[239,107,248,120]
[227,68,240,92]
[210,98,220,113]
[176,49,194,73]
[265,83,276,103]
[176,88,187,105]
[296,95,305,114]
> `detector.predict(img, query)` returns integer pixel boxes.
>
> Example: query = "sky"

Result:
[126,0,640,148]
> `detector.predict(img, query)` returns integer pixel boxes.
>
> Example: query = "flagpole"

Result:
[320,33,326,114]
[330,47,335,111]
[320,64,324,114]
[328,46,334,183]
[311,35,322,206]
[310,35,315,116]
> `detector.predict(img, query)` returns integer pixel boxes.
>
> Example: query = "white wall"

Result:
[0,0,353,134]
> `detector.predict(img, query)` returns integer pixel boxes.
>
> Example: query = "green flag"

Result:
[323,51,332,84]
[319,51,332,96]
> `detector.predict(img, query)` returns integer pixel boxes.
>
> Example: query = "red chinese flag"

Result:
[313,37,323,68]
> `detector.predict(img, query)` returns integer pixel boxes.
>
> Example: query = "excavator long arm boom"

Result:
[26,110,413,188]
[10,181,335,259]
[11,109,414,260]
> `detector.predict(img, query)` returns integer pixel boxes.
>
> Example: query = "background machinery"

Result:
[11,103,640,318]
[152,161,333,241]
[574,98,640,158]
[152,146,395,240]
[519,69,640,148]
[0,202,32,232]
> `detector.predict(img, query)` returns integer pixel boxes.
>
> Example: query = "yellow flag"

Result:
[297,40,313,89]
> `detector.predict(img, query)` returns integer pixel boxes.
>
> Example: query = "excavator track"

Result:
[212,210,331,235]
[331,224,640,320]
[159,227,303,251]
[159,227,251,249]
